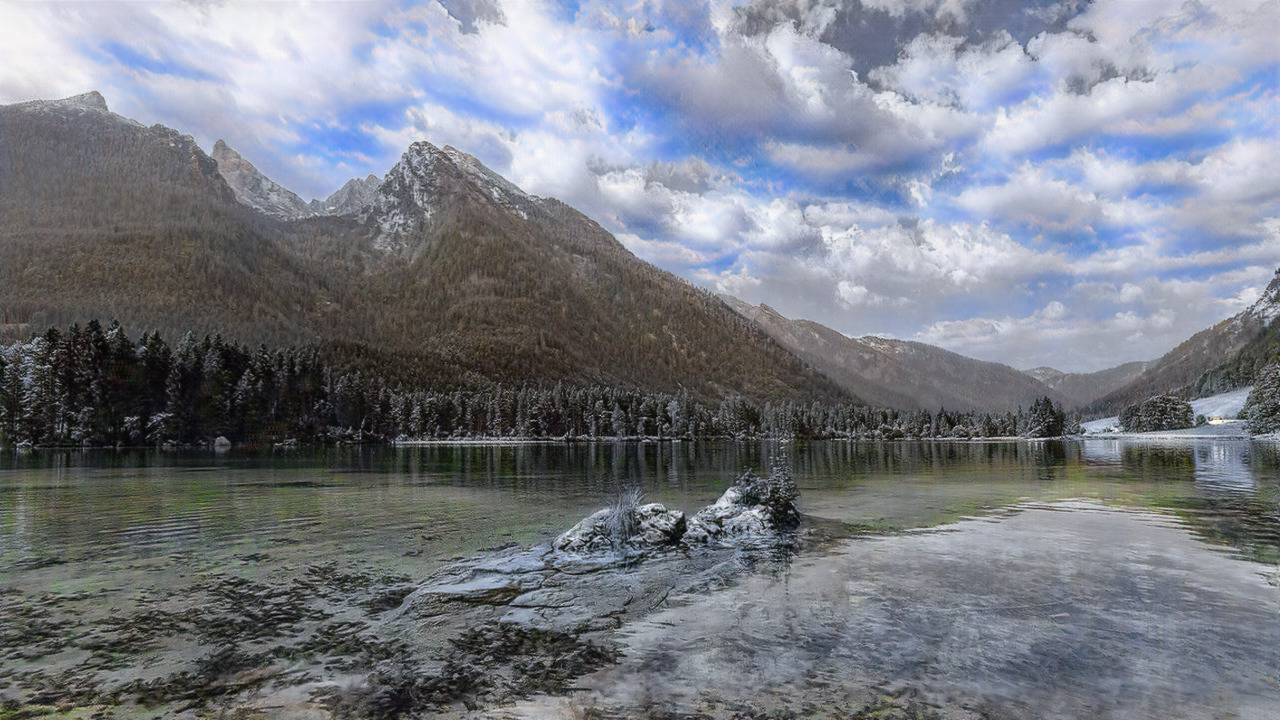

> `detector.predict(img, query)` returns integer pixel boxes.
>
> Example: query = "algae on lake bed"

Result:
[2,441,1278,718]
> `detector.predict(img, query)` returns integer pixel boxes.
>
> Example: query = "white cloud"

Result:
[2,0,1277,373]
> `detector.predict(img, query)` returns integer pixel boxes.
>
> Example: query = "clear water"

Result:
[2,439,1278,717]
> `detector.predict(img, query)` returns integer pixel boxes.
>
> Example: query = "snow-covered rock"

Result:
[552,503,686,553]
[684,486,775,542]
[684,464,800,544]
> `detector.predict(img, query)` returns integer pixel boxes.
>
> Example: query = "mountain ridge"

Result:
[0,92,845,404]
[723,297,1070,413]
[1086,269,1280,414]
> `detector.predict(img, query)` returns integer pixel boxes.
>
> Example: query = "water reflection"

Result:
[3,440,1278,568]
[1081,438,1264,490]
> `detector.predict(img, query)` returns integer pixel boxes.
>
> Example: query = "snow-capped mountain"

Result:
[311,174,381,217]
[211,139,312,221]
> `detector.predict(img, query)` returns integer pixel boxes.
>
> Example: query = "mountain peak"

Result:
[210,138,310,221]
[9,90,111,114]
[1245,267,1280,325]
[367,139,542,252]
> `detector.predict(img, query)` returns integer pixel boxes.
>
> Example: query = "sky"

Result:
[2,0,1278,373]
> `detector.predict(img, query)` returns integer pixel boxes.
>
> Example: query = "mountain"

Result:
[723,298,1069,413]
[0,92,363,349]
[313,174,380,217]
[210,139,382,220]
[1022,361,1151,407]
[210,139,312,220]
[0,92,843,402]
[1086,269,1280,414]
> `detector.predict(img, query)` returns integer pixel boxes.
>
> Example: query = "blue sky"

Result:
[2,0,1278,372]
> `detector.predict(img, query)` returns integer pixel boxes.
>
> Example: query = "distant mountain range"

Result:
[2,92,1276,412]
[721,297,1071,413]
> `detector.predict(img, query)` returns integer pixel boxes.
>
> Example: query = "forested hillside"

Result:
[0,93,841,404]
[0,321,1075,446]
[723,298,1069,412]
[1086,268,1280,415]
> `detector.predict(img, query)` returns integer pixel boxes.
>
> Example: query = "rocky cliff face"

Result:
[211,139,312,220]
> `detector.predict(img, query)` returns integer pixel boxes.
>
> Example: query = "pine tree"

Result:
[1243,363,1280,434]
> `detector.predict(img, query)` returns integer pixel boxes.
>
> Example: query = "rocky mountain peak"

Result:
[365,139,542,252]
[1245,268,1280,325]
[10,90,110,114]
[210,138,310,221]
[312,174,381,217]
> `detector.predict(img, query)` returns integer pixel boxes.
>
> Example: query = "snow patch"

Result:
[1082,387,1254,436]
[1190,387,1252,421]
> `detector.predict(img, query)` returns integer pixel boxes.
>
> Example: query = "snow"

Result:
[1245,273,1280,324]
[1081,387,1254,438]
[1190,387,1252,420]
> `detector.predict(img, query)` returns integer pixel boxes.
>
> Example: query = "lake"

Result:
[2,440,1278,719]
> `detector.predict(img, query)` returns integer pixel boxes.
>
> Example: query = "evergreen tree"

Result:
[1243,363,1280,434]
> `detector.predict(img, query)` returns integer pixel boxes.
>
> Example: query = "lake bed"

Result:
[2,440,1278,719]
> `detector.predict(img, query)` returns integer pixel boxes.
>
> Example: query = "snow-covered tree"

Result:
[1243,363,1280,434]
[1119,395,1194,432]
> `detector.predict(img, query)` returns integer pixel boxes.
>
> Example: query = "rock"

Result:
[213,436,232,449]
[683,463,800,544]
[635,503,687,546]
[556,462,798,553]
[553,503,686,554]
[553,508,615,553]
[417,573,541,605]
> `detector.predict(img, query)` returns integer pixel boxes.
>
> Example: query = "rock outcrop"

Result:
[552,461,800,554]
[553,502,687,553]
[685,462,801,543]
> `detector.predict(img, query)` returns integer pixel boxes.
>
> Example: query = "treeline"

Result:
[1,322,1077,447]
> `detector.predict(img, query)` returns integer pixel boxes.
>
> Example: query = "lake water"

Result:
[2,440,1278,718]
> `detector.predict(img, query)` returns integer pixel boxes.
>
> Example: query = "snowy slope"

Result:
[1081,387,1253,435]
